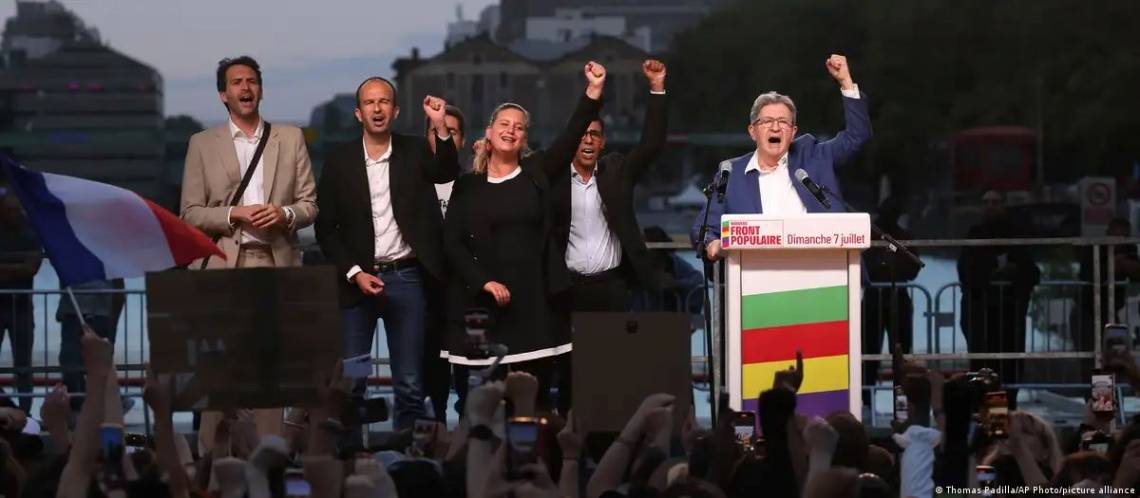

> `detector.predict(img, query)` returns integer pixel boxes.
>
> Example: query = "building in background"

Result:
[447,4,501,46]
[495,0,728,53]
[393,34,648,145]
[0,1,166,204]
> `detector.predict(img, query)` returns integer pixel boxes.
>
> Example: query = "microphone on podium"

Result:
[794,168,831,209]
[712,160,732,202]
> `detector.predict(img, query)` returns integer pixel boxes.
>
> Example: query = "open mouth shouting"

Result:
[762,133,786,153]
[237,93,256,108]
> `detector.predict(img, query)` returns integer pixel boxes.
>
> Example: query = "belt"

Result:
[372,258,418,273]
[239,242,272,250]
[570,267,623,284]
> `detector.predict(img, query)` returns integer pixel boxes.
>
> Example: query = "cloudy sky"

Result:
[0,0,497,125]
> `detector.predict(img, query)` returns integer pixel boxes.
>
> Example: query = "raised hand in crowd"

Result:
[1005,411,1056,486]
[588,393,674,498]
[467,381,506,498]
[803,416,839,473]
[41,384,71,454]
[773,349,805,392]
[143,367,191,498]
[58,328,114,498]
[348,456,398,498]
[557,411,583,498]
[303,359,350,498]
[505,370,539,417]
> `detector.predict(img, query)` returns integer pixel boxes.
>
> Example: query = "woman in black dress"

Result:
[442,61,606,411]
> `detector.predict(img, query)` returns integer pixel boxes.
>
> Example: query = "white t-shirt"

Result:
[893,425,941,498]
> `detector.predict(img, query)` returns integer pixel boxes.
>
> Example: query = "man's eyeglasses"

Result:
[582,130,603,139]
[751,118,794,130]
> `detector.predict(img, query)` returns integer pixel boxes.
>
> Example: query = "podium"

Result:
[721,213,871,419]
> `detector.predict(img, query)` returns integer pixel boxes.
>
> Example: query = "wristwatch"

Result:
[469,424,495,442]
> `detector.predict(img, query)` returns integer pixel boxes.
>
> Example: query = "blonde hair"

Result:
[473,102,532,174]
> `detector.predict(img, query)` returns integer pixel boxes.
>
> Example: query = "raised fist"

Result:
[642,59,666,92]
[584,61,607,88]
[423,95,447,122]
[825,54,854,91]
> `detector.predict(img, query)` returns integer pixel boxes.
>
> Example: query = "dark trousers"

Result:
[60,315,117,411]
[0,300,34,413]
[861,288,914,388]
[341,265,428,430]
[422,277,451,422]
[961,287,1033,386]
[552,270,629,415]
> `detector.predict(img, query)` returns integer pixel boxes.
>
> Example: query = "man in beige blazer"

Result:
[180,55,317,453]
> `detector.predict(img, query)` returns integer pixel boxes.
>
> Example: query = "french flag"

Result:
[1,155,223,286]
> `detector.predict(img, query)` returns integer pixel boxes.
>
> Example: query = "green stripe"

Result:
[741,285,848,329]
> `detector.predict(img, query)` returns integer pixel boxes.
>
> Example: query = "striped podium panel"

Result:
[722,214,869,420]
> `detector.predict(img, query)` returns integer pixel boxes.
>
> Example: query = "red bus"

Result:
[951,126,1037,192]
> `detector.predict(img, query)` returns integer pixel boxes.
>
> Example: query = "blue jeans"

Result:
[341,265,427,430]
[60,315,116,411]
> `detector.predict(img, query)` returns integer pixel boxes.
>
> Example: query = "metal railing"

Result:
[1,237,1137,424]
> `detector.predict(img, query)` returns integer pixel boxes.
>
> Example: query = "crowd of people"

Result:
[2,329,1140,497]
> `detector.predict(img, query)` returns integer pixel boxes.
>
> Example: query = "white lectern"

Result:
[720,213,871,419]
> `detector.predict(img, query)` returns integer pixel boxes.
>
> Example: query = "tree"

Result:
[164,115,204,133]
[668,0,1140,193]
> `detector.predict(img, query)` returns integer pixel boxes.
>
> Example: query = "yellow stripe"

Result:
[742,355,849,397]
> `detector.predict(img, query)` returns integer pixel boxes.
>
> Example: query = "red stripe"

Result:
[741,320,848,364]
[143,199,225,264]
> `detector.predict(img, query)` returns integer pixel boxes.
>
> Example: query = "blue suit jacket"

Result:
[690,91,873,249]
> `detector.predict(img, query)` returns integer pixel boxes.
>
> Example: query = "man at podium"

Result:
[690,54,872,259]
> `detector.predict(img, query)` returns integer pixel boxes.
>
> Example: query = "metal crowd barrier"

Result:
[1,237,1138,426]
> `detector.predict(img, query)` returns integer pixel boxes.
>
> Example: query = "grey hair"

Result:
[749,91,797,124]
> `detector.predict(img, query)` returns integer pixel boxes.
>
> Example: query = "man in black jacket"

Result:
[314,77,458,430]
[548,59,668,412]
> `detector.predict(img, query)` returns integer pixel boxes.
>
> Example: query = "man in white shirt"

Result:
[314,77,458,430]
[691,54,872,260]
[547,59,669,413]
[181,55,318,452]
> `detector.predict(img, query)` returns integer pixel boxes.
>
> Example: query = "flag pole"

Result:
[65,286,89,329]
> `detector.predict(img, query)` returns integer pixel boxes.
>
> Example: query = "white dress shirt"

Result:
[747,85,861,215]
[226,118,294,244]
[566,164,622,275]
[229,119,270,244]
[747,152,806,215]
[346,138,414,282]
